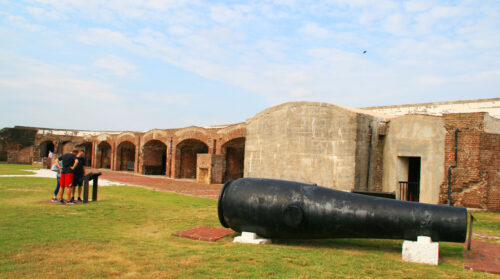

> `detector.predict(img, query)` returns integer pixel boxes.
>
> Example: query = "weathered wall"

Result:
[382,115,445,204]
[481,133,500,211]
[245,102,382,190]
[484,114,500,134]
[440,113,500,210]
[364,98,500,119]
[196,154,224,184]
[354,114,384,191]
[0,127,37,164]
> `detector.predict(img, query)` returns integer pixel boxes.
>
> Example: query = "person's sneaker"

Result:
[59,199,65,204]
[77,198,82,202]
[51,198,58,203]
[66,201,76,205]
[70,197,75,202]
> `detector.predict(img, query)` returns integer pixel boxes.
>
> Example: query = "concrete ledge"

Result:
[402,236,439,265]
[233,232,271,245]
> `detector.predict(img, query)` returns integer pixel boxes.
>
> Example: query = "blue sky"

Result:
[0,0,499,131]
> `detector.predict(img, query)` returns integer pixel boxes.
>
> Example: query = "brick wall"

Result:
[481,133,500,211]
[441,113,499,210]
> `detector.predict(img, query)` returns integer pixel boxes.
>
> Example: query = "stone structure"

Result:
[364,98,500,119]
[1,123,246,184]
[1,98,498,210]
[244,102,387,191]
[244,100,500,211]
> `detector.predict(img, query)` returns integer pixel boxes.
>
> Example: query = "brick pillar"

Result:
[134,138,140,174]
[110,142,116,170]
[91,141,97,169]
[166,137,173,177]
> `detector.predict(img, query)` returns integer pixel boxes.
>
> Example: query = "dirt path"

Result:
[88,168,223,199]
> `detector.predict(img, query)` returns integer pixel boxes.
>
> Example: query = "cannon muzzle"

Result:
[218,178,467,243]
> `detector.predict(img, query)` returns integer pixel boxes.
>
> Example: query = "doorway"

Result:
[398,156,421,202]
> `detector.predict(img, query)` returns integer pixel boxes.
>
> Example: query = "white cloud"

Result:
[210,4,252,25]
[168,25,191,36]
[74,27,131,46]
[299,22,330,39]
[2,0,499,118]
[93,55,137,77]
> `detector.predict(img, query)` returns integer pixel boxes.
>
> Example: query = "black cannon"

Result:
[82,172,102,203]
[218,178,467,243]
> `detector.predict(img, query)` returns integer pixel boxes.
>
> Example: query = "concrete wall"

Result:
[244,102,383,190]
[364,98,500,119]
[382,115,445,204]
[484,114,500,134]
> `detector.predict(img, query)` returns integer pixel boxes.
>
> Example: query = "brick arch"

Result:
[59,140,76,154]
[116,140,136,171]
[39,140,55,158]
[75,141,93,167]
[116,132,138,145]
[141,139,167,175]
[221,137,245,182]
[217,123,246,153]
[141,130,168,146]
[96,140,112,169]
[174,138,209,179]
[174,128,208,145]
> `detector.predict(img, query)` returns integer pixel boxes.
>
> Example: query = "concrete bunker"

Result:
[222,137,245,182]
[117,141,136,171]
[39,140,55,157]
[96,141,111,169]
[142,140,166,175]
[176,139,208,179]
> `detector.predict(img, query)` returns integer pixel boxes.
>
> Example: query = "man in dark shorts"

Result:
[71,150,85,202]
[56,149,79,204]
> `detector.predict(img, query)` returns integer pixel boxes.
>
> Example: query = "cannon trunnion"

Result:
[218,178,467,243]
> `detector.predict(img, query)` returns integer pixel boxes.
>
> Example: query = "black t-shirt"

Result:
[74,157,85,176]
[58,153,76,174]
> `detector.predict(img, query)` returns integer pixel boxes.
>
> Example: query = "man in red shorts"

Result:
[56,149,79,204]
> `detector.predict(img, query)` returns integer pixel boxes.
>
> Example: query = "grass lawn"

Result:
[0,163,39,175]
[0,164,497,278]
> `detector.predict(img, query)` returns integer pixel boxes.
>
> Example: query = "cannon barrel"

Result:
[218,178,467,243]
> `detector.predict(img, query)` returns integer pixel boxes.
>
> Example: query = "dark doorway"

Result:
[176,139,208,179]
[407,157,421,202]
[97,142,111,169]
[40,141,55,157]
[222,137,245,182]
[142,140,167,175]
[76,142,92,166]
[117,141,136,171]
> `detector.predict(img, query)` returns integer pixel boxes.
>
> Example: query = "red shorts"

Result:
[60,173,74,187]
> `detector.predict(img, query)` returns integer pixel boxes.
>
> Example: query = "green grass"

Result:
[0,163,39,175]
[0,164,498,278]
[470,212,500,237]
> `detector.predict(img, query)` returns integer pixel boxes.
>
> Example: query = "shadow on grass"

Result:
[268,237,465,261]
[272,238,401,253]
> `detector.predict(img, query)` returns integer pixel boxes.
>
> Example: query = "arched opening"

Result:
[39,141,55,157]
[61,141,75,154]
[75,142,93,166]
[222,137,245,182]
[142,140,166,175]
[176,139,208,179]
[117,141,136,171]
[96,141,111,169]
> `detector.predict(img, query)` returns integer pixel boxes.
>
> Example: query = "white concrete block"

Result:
[233,232,271,244]
[402,236,439,265]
